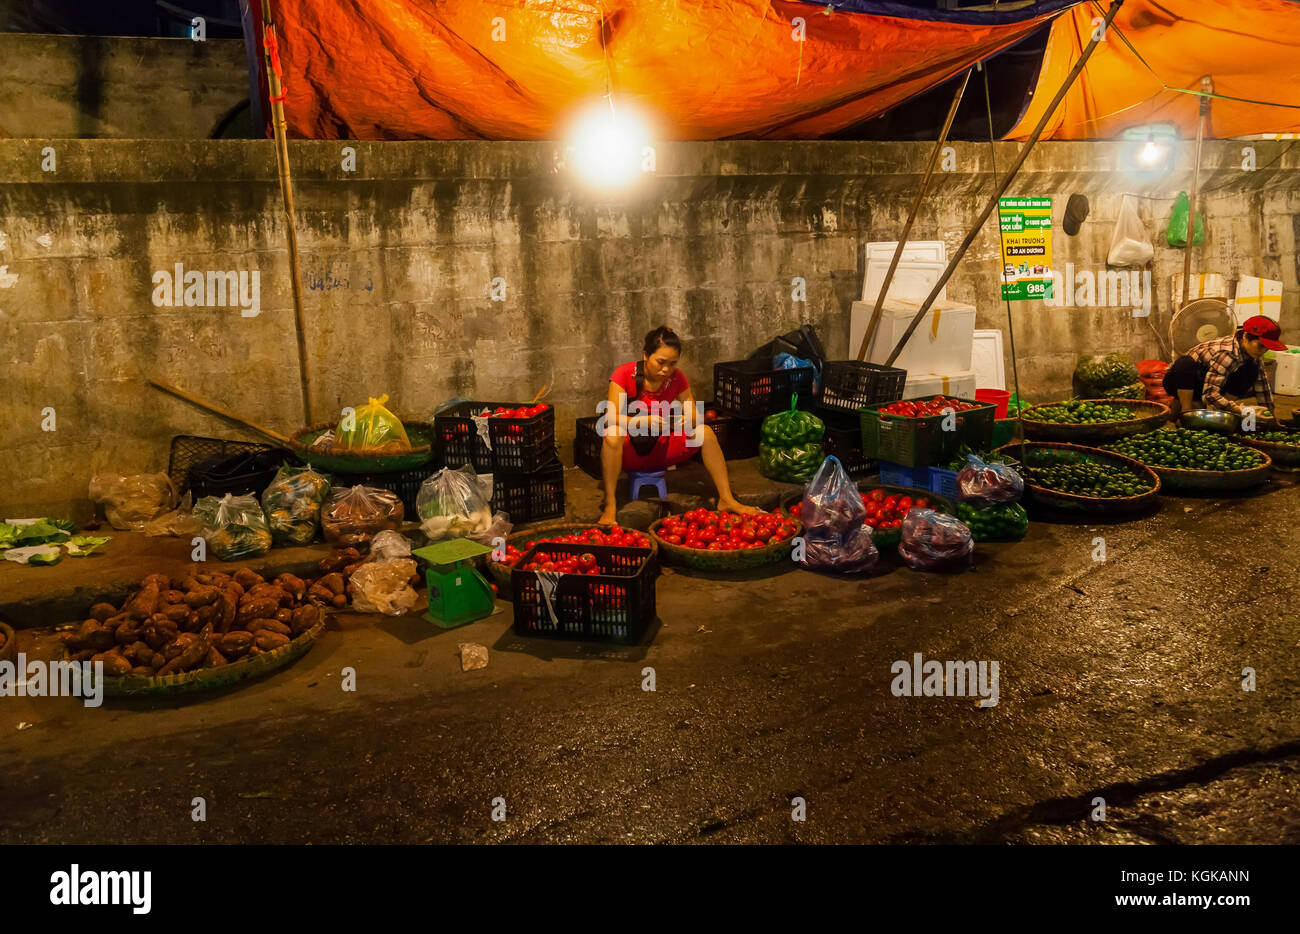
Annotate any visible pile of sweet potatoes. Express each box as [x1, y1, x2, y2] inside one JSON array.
[[63, 566, 334, 678]]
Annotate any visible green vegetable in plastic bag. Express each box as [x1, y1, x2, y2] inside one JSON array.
[[1166, 190, 1205, 248], [760, 395, 825, 446], [195, 493, 273, 561], [1075, 352, 1140, 397], [1096, 381, 1146, 400], [261, 465, 330, 546], [759, 442, 825, 484], [336, 394, 412, 451], [955, 502, 1028, 543]]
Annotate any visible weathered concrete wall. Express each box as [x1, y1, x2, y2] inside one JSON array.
[[0, 35, 247, 139], [1, 138, 1298, 516]]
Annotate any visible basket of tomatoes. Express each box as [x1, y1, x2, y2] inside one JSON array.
[[859, 396, 996, 468], [782, 483, 955, 554], [648, 509, 802, 570], [436, 401, 555, 473], [488, 523, 657, 594], [511, 542, 659, 644]]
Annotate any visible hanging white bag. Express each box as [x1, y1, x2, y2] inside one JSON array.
[[1106, 195, 1154, 267]]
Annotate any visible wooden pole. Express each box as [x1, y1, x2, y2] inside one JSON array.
[[883, 0, 1127, 368], [857, 69, 971, 363], [259, 0, 313, 424], [1179, 76, 1212, 314], [149, 378, 293, 445]]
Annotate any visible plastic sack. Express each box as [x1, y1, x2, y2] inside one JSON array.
[[955, 502, 1028, 543], [335, 394, 412, 451], [956, 455, 1024, 507], [89, 473, 177, 530], [368, 529, 413, 561], [1074, 352, 1140, 398], [1107, 195, 1154, 267], [261, 465, 330, 546], [142, 491, 204, 537], [799, 456, 878, 573], [1166, 190, 1205, 248], [898, 508, 973, 571], [760, 395, 824, 446], [194, 493, 272, 561], [348, 557, 420, 615], [321, 485, 404, 549], [773, 352, 820, 391], [758, 442, 825, 484], [416, 465, 511, 543]]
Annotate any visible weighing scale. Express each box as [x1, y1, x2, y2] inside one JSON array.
[[411, 539, 497, 628]]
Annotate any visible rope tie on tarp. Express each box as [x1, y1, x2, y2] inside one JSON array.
[[264, 27, 288, 103]]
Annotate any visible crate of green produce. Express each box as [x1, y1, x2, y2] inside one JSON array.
[[1235, 429, 1300, 471], [859, 396, 996, 469], [997, 441, 1162, 515], [1018, 399, 1168, 445], [1103, 428, 1271, 493]]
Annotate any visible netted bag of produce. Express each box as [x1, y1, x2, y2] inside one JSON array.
[[336, 394, 412, 452], [321, 484, 404, 549], [956, 455, 1024, 507], [799, 456, 878, 573], [759, 395, 826, 483], [955, 501, 1028, 543], [416, 465, 511, 544], [898, 508, 973, 571], [89, 473, 177, 530], [1074, 352, 1140, 398], [261, 465, 330, 546], [194, 493, 273, 561]]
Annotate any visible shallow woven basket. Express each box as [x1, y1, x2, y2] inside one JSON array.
[[486, 521, 659, 591], [93, 621, 325, 698], [290, 420, 437, 473], [996, 441, 1161, 515], [647, 517, 803, 571], [1018, 399, 1169, 445], [1142, 455, 1272, 493], [1235, 434, 1300, 472]]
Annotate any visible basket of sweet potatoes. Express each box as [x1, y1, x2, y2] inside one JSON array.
[[58, 557, 360, 697]]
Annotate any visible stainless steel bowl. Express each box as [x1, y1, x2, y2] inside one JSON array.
[[1180, 408, 1241, 434]]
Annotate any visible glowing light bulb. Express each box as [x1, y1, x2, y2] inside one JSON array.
[[565, 100, 653, 191], [1137, 138, 1165, 167]]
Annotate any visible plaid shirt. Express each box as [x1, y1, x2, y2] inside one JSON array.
[[1186, 334, 1274, 411]]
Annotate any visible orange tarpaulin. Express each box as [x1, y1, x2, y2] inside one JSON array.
[[1007, 0, 1300, 140], [251, 0, 1080, 140]]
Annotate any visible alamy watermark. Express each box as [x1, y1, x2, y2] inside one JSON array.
[[890, 652, 999, 707], [0, 654, 103, 707], [1042, 263, 1152, 317], [151, 263, 261, 317], [596, 394, 705, 448]]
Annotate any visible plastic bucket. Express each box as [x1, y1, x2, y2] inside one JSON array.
[[974, 389, 1011, 419]]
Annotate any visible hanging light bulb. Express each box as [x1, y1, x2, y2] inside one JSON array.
[[564, 98, 654, 191], [1137, 135, 1165, 167]]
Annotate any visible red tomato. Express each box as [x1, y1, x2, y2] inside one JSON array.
[[870, 489, 886, 502]]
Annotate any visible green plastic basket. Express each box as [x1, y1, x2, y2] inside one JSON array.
[[859, 398, 996, 469]]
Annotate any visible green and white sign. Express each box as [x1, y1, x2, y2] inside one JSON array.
[[998, 196, 1053, 301]]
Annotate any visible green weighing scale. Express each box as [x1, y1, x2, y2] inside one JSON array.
[[411, 538, 497, 628]]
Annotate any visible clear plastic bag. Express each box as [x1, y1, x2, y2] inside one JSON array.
[[194, 493, 273, 561], [1106, 195, 1153, 267], [321, 485, 404, 549], [261, 465, 330, 546], [898, 508, 973, 571], [89, 473, 177, 530], [956, 455, 1024, 507], [800, 456, 878, 573], [368, 529, 413, 561], [348, 558, 420, 615], [336, 394, 411, 451], [416, 465, 511, 543], [142, 491, 204, 537]]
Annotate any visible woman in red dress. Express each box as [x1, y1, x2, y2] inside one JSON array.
[[599, 326, 759, 525]]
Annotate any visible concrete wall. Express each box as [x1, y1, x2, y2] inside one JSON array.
[[0, 34, 248, 139], [1, 138, 1298, 516]]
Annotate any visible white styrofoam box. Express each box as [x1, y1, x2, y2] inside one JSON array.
[[970, 329, 1006, 390], [903, 369, 976, 400], [850, 297, 976, 375], [861, 259, 947, 305], [1233, 276, 1282, 324], [1169, 272, 1227, 307], [1275, 351, 1300, 396], [865, 240, 946, 265]]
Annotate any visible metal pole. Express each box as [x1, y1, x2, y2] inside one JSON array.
[[883, 0, 1127, 368], [856, 68, 972, 362], [1179, 76, 1212, 314], [259, 0, 313, 424]]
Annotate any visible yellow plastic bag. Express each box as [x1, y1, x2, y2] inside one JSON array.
[[337, 394, 411, 451]]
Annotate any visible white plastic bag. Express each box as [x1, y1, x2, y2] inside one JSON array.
[[1107, 195, 1154, 267], [348, 558, 420, 615], [416, 465, 511, 544]]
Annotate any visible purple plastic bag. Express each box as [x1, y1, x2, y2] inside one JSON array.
[[898, 508, 973, 571], [800, 456, 878, 573], [956, 455, 1024, 507]]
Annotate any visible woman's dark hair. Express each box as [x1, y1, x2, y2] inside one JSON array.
[[643, 325, 682, 357]]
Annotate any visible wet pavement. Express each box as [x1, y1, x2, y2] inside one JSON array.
[[1, 461, 1297, 844]]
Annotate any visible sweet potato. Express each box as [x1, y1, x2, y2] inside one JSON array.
[[183, 586, 220, 608], [215, 591, 238, 633], [289, 605, 320, 636], [332, 593, 348, 608], [163, 633, 198, 660], [306, 582, 333, 606], [142, 618, 178, 651], [162, 589, 186, 605], [161, 604, 190, 623], [142, 573, 171, 592], [247, 646, 264, 657], [225, 580, 245, 599], [194, 604, 219, 628], [253, 631, 290, 652], [237, 597, 279, 623], [203, 647, 228, 669], [233, 568, 264, 590], [129, 666, 153, 676], [102, 614, 130, 633], [276, 573, 306, 599], [123, 641, 154, 666], [113, 621, 143, 646], [194, 573, 214, 586], [70, 649, 96, 662], [91, 650, 132, 677], [150, 651, 166, 669], [209, 572, 232, 586], [217, 631, 253, 657], [81, 621, 116, 652], [122, 581, 160, 620], [88, 603, 118, 622], [178, 576, 203, 592], [245, 618, 291, 637], [319, 572, 345, 596], [274, 607, 293, 623], [158, 626, 211, 675]]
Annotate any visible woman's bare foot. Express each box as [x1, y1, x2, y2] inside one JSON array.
[[598, 507, 619, 525], [717, 497, 761, 516]]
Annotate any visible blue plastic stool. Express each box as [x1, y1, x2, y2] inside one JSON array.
[[628, 469, 668, 500]]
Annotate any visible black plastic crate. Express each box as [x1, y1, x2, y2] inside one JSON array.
[[816, 407, 874, 477], [706, 406, 761, 459], [437, 401, 555, 473], [818, 360, 908, 414], [574, 415, 602, 478], [168, 435, 284, 497], [511, 542, 658, 644], [713, 359, 816, 418], [493, 458, 566, 524]]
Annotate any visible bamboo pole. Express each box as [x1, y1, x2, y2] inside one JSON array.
[[1179, 76, 1212, 314], [259, 0, 313, 424], [883, 0, 1127, 368], [856, 68, 971, 362], [149, 378, 293, 445]]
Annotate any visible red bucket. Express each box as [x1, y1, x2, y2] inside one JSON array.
[[975, 389, 1011, 419]]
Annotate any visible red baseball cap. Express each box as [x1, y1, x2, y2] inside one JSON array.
[[1241, 315, 1287, 351]]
